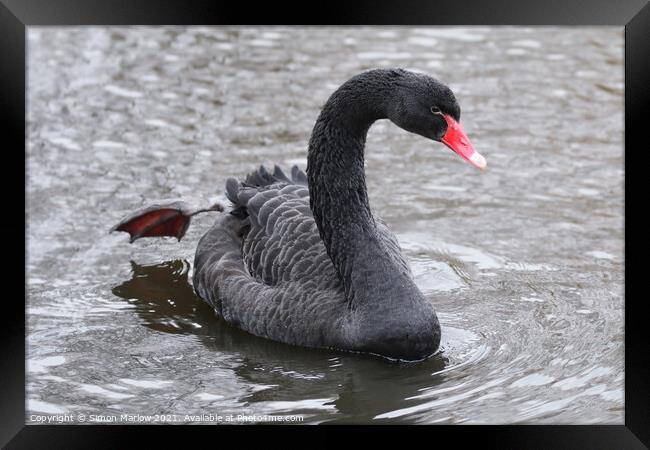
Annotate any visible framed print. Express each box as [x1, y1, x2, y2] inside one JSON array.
[[3, 0, 648, 447]]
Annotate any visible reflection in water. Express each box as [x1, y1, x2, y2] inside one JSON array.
[[111, 259, 448, 423], [112, 260, 217, 335]]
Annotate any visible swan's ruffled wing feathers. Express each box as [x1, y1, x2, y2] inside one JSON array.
[[217, 164, 408, 290], [199, 163, 341, 293], [243, 192, 339, 286], [193, 165, 346, 347], [227, 164, 338, 287]]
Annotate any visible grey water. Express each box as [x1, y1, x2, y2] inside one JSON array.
[[26, 26, 623, 424]]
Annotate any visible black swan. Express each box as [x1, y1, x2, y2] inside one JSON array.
[[112, 68, 485, 361]]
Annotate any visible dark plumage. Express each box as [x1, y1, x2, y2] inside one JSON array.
[[191, 68, 477, 361]]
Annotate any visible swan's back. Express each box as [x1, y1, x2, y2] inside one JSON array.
[[192, 165, 347, 348], [226, 165, 341, 288]]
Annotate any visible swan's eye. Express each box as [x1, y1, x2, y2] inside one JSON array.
[[430, 106, 442, 115]]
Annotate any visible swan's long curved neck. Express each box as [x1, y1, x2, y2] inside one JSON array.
[[307, 70, 398, 300]]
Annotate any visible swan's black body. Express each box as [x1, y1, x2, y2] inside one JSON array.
[[112, 69, 480, 361], [191, 69, 469, 361]]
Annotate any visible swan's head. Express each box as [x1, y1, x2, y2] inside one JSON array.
[[387, 70, 486, 170]]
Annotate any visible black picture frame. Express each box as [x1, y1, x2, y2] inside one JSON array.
[[3, 0, 648, 447]]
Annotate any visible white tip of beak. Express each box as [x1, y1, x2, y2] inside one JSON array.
[[469, 151, 487, 170]]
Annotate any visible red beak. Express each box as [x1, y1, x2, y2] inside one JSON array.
[[440, 114, 486, 170]]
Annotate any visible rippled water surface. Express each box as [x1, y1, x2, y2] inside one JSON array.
[[27, 27, 624, 424]]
